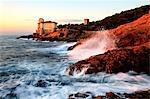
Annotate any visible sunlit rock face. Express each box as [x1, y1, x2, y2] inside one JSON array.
[[110, 14, 150, 48]]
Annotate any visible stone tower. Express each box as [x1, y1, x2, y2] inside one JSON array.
[[36, 18, 44, 35], [84, 19, 89, 25]]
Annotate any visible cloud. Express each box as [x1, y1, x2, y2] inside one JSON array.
[[55, 19, 82, 23]]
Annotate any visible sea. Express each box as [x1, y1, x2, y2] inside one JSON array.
[[0, 35, 150, 99]]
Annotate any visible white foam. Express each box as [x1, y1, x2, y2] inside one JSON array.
[[72, 64, 90, 77], [1, 38, 150, 99], [2, 72, 146, 99], [26, 42, 76, 54], [68, 30, 117, 61], [51, 42, 76, 53], [19, 38, 33, 41]]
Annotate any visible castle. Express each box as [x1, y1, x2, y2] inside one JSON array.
[[36, 18, 89, 35], [36, 18, 57, 35]]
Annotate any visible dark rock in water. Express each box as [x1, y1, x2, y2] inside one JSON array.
[[106, 92, 118, 98], [69, 90, 150, 99], [68, 92, 93, 99], [95, 90, 150, 99], [34, 80, 48, 87], [5, 93, 18, 99], [66, 45, 150, 75], [67, 41, 82, 50], [16, 35, 33, 39], [123, 90, 150, 98]]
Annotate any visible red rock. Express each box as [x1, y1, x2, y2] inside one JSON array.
[[110, 14, 150, 48], [106, 92, 118, 98], [96, 90, 150, 99], [94, 96, 103, 99], [70, 90, 150, 99], [66, 14, 150, 75], [66, 45, 150, 75]]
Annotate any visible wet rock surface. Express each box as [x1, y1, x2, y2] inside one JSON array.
[[66, 45, 150, 75], [67, 41, 82, 50], [95, 90, 150, 99], [68, 90, 150, 99], [16, 35, 33, 39], [68, 92, 93, 99]]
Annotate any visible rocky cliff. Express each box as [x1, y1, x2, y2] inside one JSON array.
[[66, 14, 150, 75], [58, 5, 150, 42]]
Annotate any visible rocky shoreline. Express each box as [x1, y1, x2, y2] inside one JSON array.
[[16, 5, 150, 99], [67, 11, 150, 99], [16, 13, 150, 98], [67, 45, 150, 75], [66, 13, 150, 75], [68, 89, 150, 99]]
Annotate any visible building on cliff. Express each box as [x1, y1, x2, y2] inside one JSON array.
[[36, 18, 57, 35], [84, 19, 89, 25]]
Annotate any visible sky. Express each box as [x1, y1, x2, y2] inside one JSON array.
[[0, 0, 149, 35]]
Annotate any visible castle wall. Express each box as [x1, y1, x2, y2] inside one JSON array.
[[36, 18, 57, 34]]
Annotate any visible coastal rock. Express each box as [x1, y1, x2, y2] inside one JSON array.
[[68, 90, 150, 99], [66, 14, 150, 75], [67, 41, 82, 50], [16, 35, 33, 39], [67, 14, 150, 51], [68, 92, 93, 99], [66, 45, 150, 75], [110, 14, 150, 48], [95, 90, 150, 99]]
